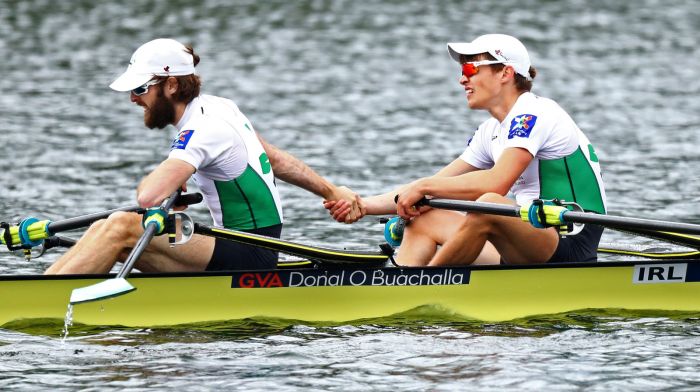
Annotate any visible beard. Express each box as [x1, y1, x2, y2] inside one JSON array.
[[144, 87, 176, 129]]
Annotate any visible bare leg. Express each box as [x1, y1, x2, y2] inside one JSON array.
[[429, 193, 559, 266], [45, 212, 143, 274], [472, 241, 500, 265], [45, 212, 214, 274], [135, 232, 214, 272], [395, 209, 500, 266]]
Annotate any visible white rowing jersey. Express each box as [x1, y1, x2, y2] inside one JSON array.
[[460, 92, 607, 214], [169, 94, 283, 230]]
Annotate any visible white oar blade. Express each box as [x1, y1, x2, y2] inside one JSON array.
[[69, 278, 135, 305]]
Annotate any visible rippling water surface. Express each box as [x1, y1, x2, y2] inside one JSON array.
[[2, 0, 700, 389]]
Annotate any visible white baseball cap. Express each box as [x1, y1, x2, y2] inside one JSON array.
[[109, 38, 196, 91], [447, 34, 532, 80]]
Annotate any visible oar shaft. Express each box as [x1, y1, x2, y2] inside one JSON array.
[[116, 220, 160, 279], [423, 199, 520, 217], [116, 191, 180, 279], [48, 206, 143, 234], [425, 198, 700, 236], [563, 211, 700, 235]]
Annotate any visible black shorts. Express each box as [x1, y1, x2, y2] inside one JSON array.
[[547, 224, 604, 263], [205, 224, 283, 271]]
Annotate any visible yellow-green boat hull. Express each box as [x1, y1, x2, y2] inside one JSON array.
[[2, 260, 699, 327]]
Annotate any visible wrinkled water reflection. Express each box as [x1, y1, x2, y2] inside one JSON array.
[[2, 0, 700, 390]]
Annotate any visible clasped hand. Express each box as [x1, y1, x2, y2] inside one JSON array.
[[323, 186, 366, 224]]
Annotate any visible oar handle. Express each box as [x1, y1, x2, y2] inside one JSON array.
[[419, 198, 521, 217], [116, 191, 181, 279], [47, 206, 142, 234], [47, 192, 203, 234]]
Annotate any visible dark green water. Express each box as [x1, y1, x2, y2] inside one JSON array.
[[2, 0, 700, 389]]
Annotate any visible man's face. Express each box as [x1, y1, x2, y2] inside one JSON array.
[[458, 54, 509, 110], [131, 81, 175, 129], [459, 64, 505, 110]]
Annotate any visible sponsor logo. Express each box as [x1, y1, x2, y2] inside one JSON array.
[[633, 263, 687, 284], [231, 268, 471, 288], [171, 129, 194, 150], [494, 49, 509, 61], [508, 114, 537, 139], [238, 272, 284, 288]]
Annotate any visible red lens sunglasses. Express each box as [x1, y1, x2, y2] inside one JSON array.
[[461, 60, 506, 78]]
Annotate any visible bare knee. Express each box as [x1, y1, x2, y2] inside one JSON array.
[[407, 209, 456, 236], [406, 212, 431, 235], [459, 212, 490, 233], [98, 211, 142, 245], [476, 192, 507, 203], [469, 193, 515, 225], [403, 209, 469, 247], [458, 198, 504, 232]]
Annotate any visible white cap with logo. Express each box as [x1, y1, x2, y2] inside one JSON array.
[[447, 34, 532, 80], [109, 38, 196, 91]]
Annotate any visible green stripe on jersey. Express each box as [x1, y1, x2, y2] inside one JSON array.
[[214, 165, 282, 230], [538, 146, 606, 214]]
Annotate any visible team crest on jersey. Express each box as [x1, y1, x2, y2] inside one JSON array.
[[508, 114, 537, 139], [171, 129, 194, 150]]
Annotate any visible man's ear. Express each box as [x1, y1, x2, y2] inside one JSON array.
[[501, 65, 516, 82], [165, 77, 179, 95]]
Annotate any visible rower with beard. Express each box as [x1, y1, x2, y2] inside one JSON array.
[[45, 38, 363, 274]]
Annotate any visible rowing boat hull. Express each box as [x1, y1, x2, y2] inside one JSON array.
[[2, 260, 699, 327]]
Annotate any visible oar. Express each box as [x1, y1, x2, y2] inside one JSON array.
[[195, 223, 392, 265], [1, 193, 203, 251], [597, 242, 700, 259], [381, 214, 700, 260], [419, 198, 700, 236], [606, 227, 700, 249], [69, 191, 182, 305]]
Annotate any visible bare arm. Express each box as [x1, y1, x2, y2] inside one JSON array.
[[396, 147, 533, 218], [259, 135, 337, 199], [362, 158, 478, 214], [258, 134, 364, 221], [327, 157, 479, 220], [136, 158, 195, 207], [434, 157, 478, 178]]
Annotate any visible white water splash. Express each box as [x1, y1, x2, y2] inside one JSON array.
[[61, 304, 73, 342]]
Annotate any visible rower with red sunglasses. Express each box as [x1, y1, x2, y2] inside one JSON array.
[[326, 34, 606, 266]]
